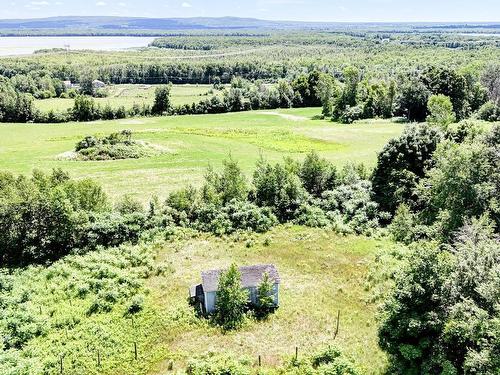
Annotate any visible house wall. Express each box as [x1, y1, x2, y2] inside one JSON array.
[[204, 283, 279, 314]]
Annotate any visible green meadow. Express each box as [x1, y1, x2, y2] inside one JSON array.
[[0, 108, 403, 202], [34, 84, 223, 112]]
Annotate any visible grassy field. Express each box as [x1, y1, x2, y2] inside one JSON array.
[[34, 84, 224, 112], [0, 108, 403, 202], [11, 226, 390, 374], [147, 227, 390, 374]]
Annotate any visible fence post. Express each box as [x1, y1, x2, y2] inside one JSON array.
[[334, 310, 340, 339], [134, 342, 138, 360], [59, 355, 63, 374], [295, 346, 298, 361], [97, 349, 101, 367], [258, 355, 261, 367]]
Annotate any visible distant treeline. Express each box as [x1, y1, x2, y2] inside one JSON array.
[[1, 62, 499, 124]]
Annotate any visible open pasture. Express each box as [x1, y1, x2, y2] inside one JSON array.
[[34, 84, 223, 112], [0, 108, 404, 201]]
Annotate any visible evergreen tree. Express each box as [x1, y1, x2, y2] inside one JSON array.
[[214, 264, 248, 330]]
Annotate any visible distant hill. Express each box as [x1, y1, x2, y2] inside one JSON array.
[[0, 16, 290, 31], [0, 16, 498, 35]]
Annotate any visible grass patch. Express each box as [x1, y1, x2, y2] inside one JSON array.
[[0, 108, 404, 201], [34, 84, 225, 112], [167, 127, 343, 152]]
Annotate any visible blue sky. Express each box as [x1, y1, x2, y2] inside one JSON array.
[[1, 0, 499, 22]]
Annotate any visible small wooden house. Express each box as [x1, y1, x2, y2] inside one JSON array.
[[189, 264, 280, 314]]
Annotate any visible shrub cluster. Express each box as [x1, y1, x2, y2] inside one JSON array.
[[73, 129, 164, 161], [0, 241, 158, 373], [186, 345, 359, 375]]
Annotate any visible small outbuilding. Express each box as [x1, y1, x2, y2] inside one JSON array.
[[92, 79, 106, 89], [190, 264, 280, 314]]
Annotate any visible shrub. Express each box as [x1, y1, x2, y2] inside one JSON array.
[[186, 354, 251, 375], [126, 294, 145, 315], [426, 94, 456, 129], [476, 101, 500, 121], [294, 203, 330, 228], [253, 157, 307, 222], [73, 130, 164, 161], [84, 212, 148, 249], [0, 170, 108, 266], [321, 170, 379, 234], [417, 132, 499, 240], [299, 151, 337, 197], [256, 272, 276, 318], [151, 85, 172, 115], [201, 157, 248, 206], [222, 200, 277, 233], [338, 104, 364, 124]]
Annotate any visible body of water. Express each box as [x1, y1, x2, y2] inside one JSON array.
[[0, 36, 156, 56]]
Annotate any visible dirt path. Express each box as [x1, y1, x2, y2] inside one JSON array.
[[259, 111, 308, 121]]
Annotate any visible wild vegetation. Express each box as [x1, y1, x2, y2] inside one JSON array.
[[1, 24, 499, 375]]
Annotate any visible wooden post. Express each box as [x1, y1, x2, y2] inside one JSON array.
[[295, 346, 298, 361], [258, 355, 261, 367], [134, 342, 138, 360], [39, 306, 42, 315], [97, 349, 101, 367], [334, 310, 340, 339], [59, 355, 63, 374]]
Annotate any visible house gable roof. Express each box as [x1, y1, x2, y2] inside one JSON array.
[[201, 264, 280, 293]]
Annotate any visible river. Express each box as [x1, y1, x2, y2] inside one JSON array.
[[0, 36, 156, 56]]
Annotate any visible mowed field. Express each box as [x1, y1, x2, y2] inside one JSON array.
[[34, 84, 223, 112], [0, 108, 403, 202]]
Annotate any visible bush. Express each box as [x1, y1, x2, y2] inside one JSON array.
[[253, 157, 307, 222], [321, 166, 379, 234], [73, 130, 164, 161], [294, 203, 330, 228], [126, 294, 145, 315], [151, 85, 172, 115], [83, 212, 148, 249], [417, 129, 499, 240], [426, 94, 456, 129], [186, 354, 251, 375], [338, 104, 364, 124], [476, 101, 500, 121], [0, 170, 109, 266], [299, 151, 337, 197]]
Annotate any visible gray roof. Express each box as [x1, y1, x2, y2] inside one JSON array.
[[201, 264, 280, 293]]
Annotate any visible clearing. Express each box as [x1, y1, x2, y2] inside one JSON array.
[[0, 108, 403, 201]]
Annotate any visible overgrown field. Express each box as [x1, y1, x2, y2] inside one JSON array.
[[0, 108, 403, 201], [0, 226, 392, 375]]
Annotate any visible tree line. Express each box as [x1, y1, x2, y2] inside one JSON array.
[[1, 64, 499, 124]]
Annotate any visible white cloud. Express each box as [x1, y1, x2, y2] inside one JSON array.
[[181, 2, 192, 8], [96, 1, 106, 6], [118, 2, 127, 6]]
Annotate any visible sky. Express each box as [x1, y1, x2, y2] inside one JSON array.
[[1, 0, 499, 22]]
